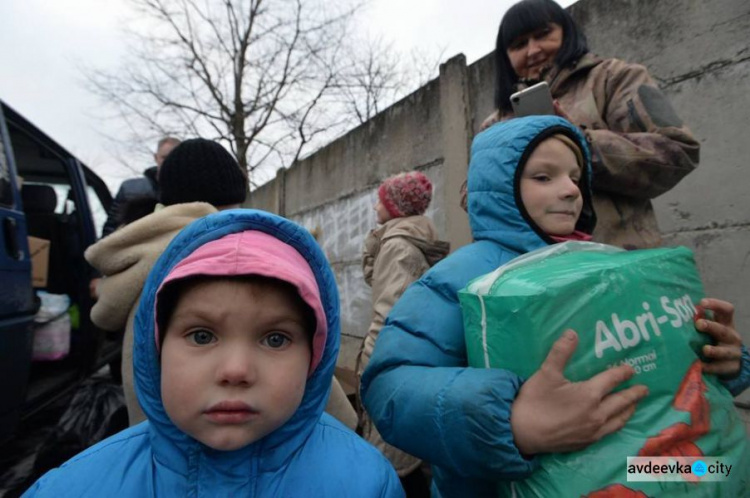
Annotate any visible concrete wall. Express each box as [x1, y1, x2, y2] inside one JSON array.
[[248, 0, 750, 395], [248, 65, 471, 381]]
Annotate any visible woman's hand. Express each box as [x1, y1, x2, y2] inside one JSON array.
[[510, 329, 649, 456], [482, 100, 576, 133], [696, 298, 743, 377]]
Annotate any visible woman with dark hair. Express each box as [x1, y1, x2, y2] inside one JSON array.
[[477, 0, 700, 250]]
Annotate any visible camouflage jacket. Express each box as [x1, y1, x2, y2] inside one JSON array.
[[468, 53, 700, 249]]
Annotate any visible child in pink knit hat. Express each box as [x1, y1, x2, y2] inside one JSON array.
[[359, 171, 450, 493]]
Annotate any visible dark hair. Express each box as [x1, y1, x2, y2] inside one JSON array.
[[156, 275, 316, 351], [494, 0, 589, 112]]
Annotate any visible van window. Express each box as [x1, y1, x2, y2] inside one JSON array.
[[87, 185, 107, 237], [24, 183, 76, 214]]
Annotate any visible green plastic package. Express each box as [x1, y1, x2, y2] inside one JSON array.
[[459, 242, 749, 497]]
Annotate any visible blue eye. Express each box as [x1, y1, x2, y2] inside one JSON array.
[[188, 329, 216, 345], [263, 333, 290, 349]]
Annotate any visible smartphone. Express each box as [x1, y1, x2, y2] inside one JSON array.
[[510, 81, 555, 117]]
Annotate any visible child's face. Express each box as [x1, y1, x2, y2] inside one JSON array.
[[374, 200, 392, 224], [160, 279, 311, 451], [520, 137, 583, 236]]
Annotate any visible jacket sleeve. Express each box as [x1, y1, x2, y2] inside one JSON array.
[[720, 345, 750, 397], [361, 270, 538, 480], [585, 60, 700, 199], [362, 232, 376, 287], [21, 467, 60, 498], [363, 238, 429, 362]]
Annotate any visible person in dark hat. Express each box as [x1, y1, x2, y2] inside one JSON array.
[[158, 138, 248, 208], [114, 139, 248, 226]]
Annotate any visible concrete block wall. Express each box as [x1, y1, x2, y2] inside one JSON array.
[[248, 0, 750, 395]]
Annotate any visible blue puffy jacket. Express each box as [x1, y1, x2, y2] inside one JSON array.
[[25, 210, 403, 497], [361, 116, 599, 498]]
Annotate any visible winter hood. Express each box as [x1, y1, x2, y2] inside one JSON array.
[[466, 115, 596, 254], [362, 215, 449, 287], [132, 209, 340, 473]]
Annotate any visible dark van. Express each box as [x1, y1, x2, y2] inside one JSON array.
[[0, 100, 120, 443]]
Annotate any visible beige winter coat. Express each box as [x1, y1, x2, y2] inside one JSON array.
[[86, 203, 357, 430], [86, 203, 218, 425], [358, 215, 449, 475], [470, 54, 700, 249]]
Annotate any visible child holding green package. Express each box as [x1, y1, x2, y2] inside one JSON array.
[[361, 115, 750, 497]]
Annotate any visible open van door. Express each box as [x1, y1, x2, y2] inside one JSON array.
[[0, 104, 37, 442], [0, 100, 117, 444]]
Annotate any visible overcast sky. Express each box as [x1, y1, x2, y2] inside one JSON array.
[[0, 0, 574, 192]]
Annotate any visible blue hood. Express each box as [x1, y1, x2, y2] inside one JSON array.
[[133, 209, 340, 472], [467, 115, 596, 254]]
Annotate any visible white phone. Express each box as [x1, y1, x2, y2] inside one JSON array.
[[510, 81, 555, 117]]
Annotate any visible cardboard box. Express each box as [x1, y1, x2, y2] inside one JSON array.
[[28, 236, 50, 288]]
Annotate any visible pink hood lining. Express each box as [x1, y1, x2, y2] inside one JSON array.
[[550, 230, 593, 243], [153, 230, 328, 376]]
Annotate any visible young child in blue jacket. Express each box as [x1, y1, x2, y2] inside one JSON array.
[[24, 210, 403, 497], [361, 115, 750, 498]]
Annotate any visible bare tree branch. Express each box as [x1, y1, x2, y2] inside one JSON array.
[[83, 0, 445, 187]]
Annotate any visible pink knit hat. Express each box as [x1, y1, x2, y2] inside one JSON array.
[[154, 231, 327, 376], [377, 171, 432, 218]]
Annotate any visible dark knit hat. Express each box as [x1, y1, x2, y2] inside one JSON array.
[[377, 171, 432, 218], [159, 138, 247, 207]]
